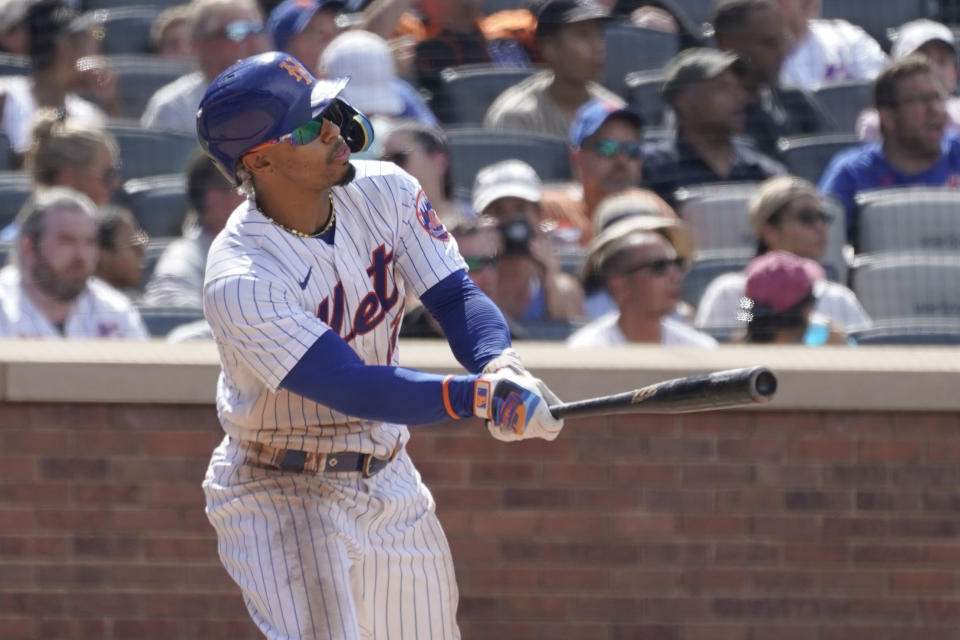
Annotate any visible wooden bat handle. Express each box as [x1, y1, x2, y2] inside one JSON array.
[[548, 366, 777, 419]]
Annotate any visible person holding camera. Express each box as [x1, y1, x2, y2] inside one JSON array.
[[472, 159, 585, 325]]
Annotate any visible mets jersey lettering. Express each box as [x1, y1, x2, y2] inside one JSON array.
[[316, 244, 399, 341]]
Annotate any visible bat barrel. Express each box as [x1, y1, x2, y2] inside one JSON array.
[[549, 366, 777, 419]]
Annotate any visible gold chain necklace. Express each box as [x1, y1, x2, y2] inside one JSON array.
[[267, 192, 336, 238]]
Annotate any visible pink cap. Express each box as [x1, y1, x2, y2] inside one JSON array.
[[744, 251, 825, 313]]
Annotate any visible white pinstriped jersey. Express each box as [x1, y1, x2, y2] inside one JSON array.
[[0, 265, 148, 339], [203, 160, 466, 456]]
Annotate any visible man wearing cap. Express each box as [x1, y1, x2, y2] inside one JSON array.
[[819, 55, 960, 240], [857, 19, 960, 141], [695, 175, 870, 339], [473, 159, 585, 323], [541, 98, 648, 246], [141, 0, 267, 135], [712, 0, 833, 160], [268, 0, 343, 75], [484, 0, 621, 139], [738, 250, 847, 344], [567, 214, 716, 347], [642, 47, 786, 206]]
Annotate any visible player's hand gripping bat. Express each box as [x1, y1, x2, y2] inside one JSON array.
[[548, 366, 777, 419]]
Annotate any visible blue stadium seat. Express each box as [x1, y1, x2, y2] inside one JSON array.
[[446, 128, 571, 195], [119, 173, 189, 238], [672, 0, 717, 31], [603, 24, 678, 99], [105, 119, 199, 182], [0, 53, 29, 76], [849, 320, 960, 345], [438, 64, 534, 126], [136, 305, 205, 337], [109, 55, 195, 119], [778, 133, 862, 184], [682, 249, 752, 309], [820, 0, 934, 50], [855, 187, 960, 256], [625, 70, 666, 126], [813, 80, 873, 134]]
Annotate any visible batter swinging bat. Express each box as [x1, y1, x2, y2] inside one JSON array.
[[548, 366, 777, 419]]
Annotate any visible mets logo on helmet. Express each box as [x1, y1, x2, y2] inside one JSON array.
[[415, 190, 449, 241]]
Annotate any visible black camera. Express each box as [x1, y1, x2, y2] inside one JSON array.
[[498, 218, 533, 257]]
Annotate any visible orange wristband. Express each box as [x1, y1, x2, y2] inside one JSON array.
[[441, 375, 460, 420]]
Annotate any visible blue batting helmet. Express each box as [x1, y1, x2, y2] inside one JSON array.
[[196, 51, 373, 185]]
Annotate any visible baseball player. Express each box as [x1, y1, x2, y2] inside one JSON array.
[[196, 52, 565, 640]]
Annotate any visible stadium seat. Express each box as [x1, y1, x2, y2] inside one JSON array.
[[0, 240, 10, 267], [0, 132, 13, 171], [96, 6, 163, 55], [671, 0, 716, 31], [437, 64, 534, 126], [820, 0, 935, 50], [109, 55, 195, 119], [682, 249, 752, 309], [851, 253, 960, 321], [855, 187, 960, 255], [0, 53, 29, 76], [118, 173, 189, 238], [139, 237, 173, 291], [0, 171, 33, 230], [446, 128, 571, 195], [813, 80, 873, 134], [625, 70, 666, 126], [105, 119, 199, 182], [136, 305, 205, 338], [82, 0, 183, 9], [849, 320, 960, 345], [778, 133, 862, 184], [603, 24, 678, 99]]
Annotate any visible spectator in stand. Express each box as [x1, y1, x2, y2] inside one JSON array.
[[819, 55, 960, 240], [712, 0, 833, 160], [643, 48, 786, 205], [268, 0, 342, 75], [0, 0, 108, 162], [143, 151, 241, 309], [472, 159, 585, 324], [737, 250, 847, 345], [484, 0, 622, 139], [0, 0, 31, 54], [0, 187, 148, 339], [695, 175, 871, 336], [541, 99, 646, 246], [141, 0, 267, 135], [0, 109, 121, 241], [95, 205, 148, 297], [380, 120, 471, 227], [149, 4, 195, 59], [775, 0, 887, 90], [857, 19, 960, 142], [568, 214, 716, 347]]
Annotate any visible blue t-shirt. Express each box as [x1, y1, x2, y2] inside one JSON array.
[[819, 133, 960, 237]]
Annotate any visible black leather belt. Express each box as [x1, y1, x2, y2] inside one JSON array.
[[278, 449, 391, 477]]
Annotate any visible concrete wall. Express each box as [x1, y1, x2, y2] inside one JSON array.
[[0, 341, 958, 640]]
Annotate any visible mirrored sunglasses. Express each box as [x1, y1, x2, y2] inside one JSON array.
[[464, 255, 499, 271], [245, 102, 349, 153], [589, 139, 643, 159], [220, 20, 264, 42]]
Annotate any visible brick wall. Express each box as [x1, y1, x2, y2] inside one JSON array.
[[2, 401, 958, 639]]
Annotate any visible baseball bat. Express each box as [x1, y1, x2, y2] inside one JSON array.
[[548, 366, 777, 418]]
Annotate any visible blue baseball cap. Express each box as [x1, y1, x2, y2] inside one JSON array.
[[268, 0, 344, 51], [569, 99, 644, 148], [197, 51, 372, 185]]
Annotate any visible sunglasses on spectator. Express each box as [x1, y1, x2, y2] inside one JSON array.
[[245, 102, 350, 153], [464, 255, 499, 271], [217, 20, 264, 42], [587, 139, 643, 159], [380, 150, 410, 167], [615, 256, 685, 276], [778, 208, 834, 227]]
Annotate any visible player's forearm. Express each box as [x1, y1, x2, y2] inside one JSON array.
[[281, 332, 477, 424]]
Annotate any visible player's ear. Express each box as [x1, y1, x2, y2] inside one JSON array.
[[241, 150, 272, 177]]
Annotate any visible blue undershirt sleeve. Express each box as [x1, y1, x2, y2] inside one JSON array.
[[280, 332, 477, 424], [419, 269, 511, 374]]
